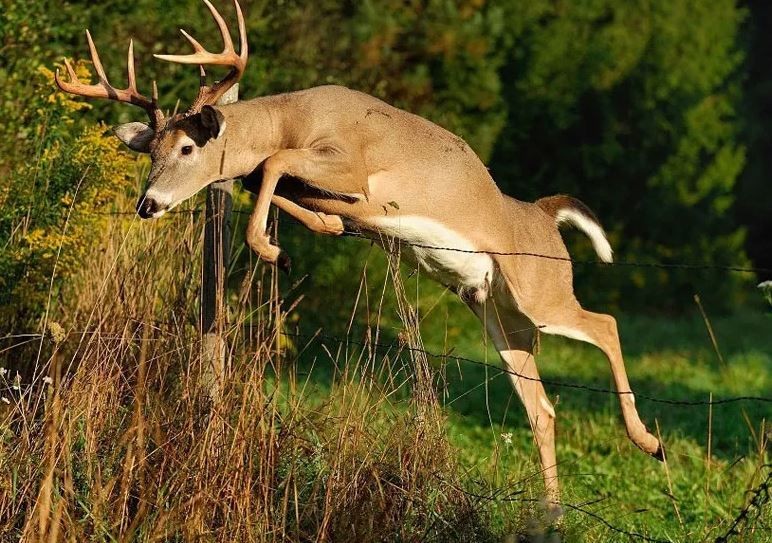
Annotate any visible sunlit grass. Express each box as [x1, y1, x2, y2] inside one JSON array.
[[417, 296, 771, 542], [0, 196, 769, 542]]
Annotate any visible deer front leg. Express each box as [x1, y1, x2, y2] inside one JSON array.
[[243, 167, 345, 235], [245, 162, 284, 265], [245, 147, 365, 267]]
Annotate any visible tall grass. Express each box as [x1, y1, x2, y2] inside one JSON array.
[[0, 204, 502, 542], [1, 195, 769, 542]]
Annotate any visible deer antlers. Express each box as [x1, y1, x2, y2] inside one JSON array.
[[55, 0, 247, 125], [55, 31, 165, 127], [155, 0, 247, 113]]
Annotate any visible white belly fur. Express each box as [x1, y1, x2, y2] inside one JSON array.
[[369, 215, 494, 300]]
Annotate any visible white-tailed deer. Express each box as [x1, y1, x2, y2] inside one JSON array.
[[56, 0, 663, 515]]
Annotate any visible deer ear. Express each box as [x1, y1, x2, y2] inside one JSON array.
[[201, 105, 226, 140], [114, 122, 154, 153]]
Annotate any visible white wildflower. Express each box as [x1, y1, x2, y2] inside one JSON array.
[[0, 367, 6, 377], [42, 376, 53, 385], [501, 432, 513, 445], [1, 397, 9, 405]]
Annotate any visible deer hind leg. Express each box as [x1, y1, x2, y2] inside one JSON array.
[[536, 305, 663, 460], [270, 194, 345, 236], [467, 298, 562, 516]]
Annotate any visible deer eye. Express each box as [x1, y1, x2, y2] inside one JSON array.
[[181, 145, 193, 156]]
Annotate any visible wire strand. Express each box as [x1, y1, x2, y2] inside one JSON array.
[[92, 209, 772, 275], [280, 329, 772, 407]]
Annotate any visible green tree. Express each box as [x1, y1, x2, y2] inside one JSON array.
[[490, 0, 750, 312]]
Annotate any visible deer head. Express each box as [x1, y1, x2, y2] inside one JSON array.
[[55, 0, 247, 218]]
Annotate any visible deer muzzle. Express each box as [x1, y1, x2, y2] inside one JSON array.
[[136, 192, 168, 219]]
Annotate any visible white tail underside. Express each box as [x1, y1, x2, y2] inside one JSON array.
[[555, 209, 614, 263]]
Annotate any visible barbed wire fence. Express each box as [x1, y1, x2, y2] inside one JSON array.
[[4, 318, 769, 542], [5, 206, 772, 541], [714, 464, 771, 543], [95, 207, 772, 275], [5, 322, 771, 407], [278, 329, 772, 407]]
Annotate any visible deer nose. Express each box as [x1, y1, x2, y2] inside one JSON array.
[[137, 196, 162, 219]]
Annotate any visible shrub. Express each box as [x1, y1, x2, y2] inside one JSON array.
[[0, 66, 139, 326]]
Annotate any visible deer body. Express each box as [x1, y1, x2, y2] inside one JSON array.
[[230, 86, 568, 304], [56, 0, 664, 518]]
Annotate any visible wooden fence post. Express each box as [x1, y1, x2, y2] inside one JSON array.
[[201, 83, 238, 399]]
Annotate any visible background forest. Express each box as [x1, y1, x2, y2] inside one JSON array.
[[2, 0, 771, 324], [0, 1, 770, 542]]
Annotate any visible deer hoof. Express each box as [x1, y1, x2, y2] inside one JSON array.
[[341, 217, 361, 237], [653, 441, 666, 462], [277, 250, 292, 275]]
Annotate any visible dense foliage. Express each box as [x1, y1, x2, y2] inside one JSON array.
[[1, 0, 767, 324], [491, 0, 751, 311], [0, 4, 139, 325]]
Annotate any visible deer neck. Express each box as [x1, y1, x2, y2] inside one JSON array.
[[216, 98, 290, 179]]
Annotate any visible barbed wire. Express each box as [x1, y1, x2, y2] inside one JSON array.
[[5, 320, 769, 407], [714, 464, 771, 542], [559, 501, 671, 543], [280, 329, 772, 406], [92, 209, 772, 275], [342, 230, 772, 275], [433, 472, 672, 543]]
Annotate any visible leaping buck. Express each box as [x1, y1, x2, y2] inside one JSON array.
[[56, 0, 664, 515]]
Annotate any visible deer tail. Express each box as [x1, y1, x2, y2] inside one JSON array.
[[536, 194, 613, 263]]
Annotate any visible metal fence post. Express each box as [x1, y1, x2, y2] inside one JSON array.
[[201, 83, 238, 399]]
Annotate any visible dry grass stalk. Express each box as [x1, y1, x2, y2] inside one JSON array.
[[0, 204, 492, 542]]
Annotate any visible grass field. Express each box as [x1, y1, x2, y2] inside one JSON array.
[[293, 293, 772, 542], [424, 309, 771, 541], [1, 207, 770, 542]]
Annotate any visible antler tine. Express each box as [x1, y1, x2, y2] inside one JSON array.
[[127, 39, 138, 93], [62, 58, 79, 82], [235, 0, 247, 65], [126, 41, 163, 126], [154, 0, 247, 113], [55, 31, 164, 127], [203, 0, 234, 53], [85, 30, 109, 83], [179, 29, 206, 54]]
